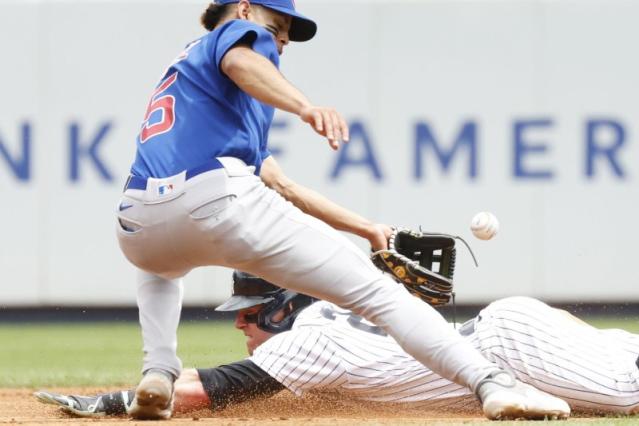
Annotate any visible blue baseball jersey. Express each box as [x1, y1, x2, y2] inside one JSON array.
[[131, 20, 279, 178]]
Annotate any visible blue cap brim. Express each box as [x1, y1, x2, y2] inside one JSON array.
[[262, 4, 317, 42]]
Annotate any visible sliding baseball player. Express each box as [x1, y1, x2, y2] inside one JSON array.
[[36, 273, 639, 417]]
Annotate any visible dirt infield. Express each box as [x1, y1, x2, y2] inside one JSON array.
[[1, 388, 486, 425]]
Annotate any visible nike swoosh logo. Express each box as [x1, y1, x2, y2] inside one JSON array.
[[119, 203, 133, 211]]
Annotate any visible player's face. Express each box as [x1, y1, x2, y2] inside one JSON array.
[[249, 6, 292, 55], [235, 304, 283, 355]]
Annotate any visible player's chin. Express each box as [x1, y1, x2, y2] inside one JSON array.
[[246, 340, 257, 355]]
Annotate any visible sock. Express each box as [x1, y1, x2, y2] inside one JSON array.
[[147, 367, 177, 382]]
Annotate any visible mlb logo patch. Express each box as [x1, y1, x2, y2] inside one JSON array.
[[158, 184, 174, 196]]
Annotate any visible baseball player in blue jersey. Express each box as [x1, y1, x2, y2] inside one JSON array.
[[35, 273, 639, 418], [114, 0, 568, 420]]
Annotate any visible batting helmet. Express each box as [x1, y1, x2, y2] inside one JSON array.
[[216, 271, 316, 333]]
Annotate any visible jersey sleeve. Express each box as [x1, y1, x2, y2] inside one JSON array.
[[197, 359, 284, 410], [214, 20, 280, 71], [249, 328, 347, 396]]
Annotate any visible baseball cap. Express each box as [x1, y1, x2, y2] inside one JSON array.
[[216, 271, 283, 311], [216, 0, 317, 42]]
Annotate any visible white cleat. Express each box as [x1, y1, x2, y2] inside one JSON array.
[[128, 370, 174, 420], [477, 371, 570, 420]]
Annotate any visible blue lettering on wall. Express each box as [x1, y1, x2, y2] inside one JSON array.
[[268, 119, 287, 157], [513, 119, 554, 180], [586, 119, 625, 178], [414, 121, 477, 180], [1, 117, 634, 185], [331, 121, 382, 181], [69, 122, 114, 182], [0, 123, 31, 181]]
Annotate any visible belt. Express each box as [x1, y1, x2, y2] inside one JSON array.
[[124, 158, 225, 191]]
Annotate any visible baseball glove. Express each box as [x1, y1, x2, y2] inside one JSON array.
[[371, 228, 477, 306]]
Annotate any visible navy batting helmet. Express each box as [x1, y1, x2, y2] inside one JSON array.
[[216, 271, 315, 333]]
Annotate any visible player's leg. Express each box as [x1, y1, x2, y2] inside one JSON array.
[[186, 177, 569, 419], [597, 327, 639, 363], [471, 296, 639, 414], [117, 165, 569, 419], [115, 166, 251, 420], [190, 179, 489, 386], [128, 270, 184, 419], [136, 270, 184, 377]]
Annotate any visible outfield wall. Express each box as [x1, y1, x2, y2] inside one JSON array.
[[1, 0, 637, 306]]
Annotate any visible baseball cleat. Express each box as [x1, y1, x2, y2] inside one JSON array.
[[34, 390, 106, 418], [128, 370, 174, 420], [476, 371, 570, 420]]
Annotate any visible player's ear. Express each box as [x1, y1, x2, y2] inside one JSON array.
[[271, 309, 283, 323], [236, 0, 251, 20]]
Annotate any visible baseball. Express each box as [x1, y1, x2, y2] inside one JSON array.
[[470, 212, 499, 240]]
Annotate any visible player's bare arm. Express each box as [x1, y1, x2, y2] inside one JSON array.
[[216, 1, 348, 148], [221, 47, 349, 149], [172, 369, 211, 413], [260, 156, 392, 250]]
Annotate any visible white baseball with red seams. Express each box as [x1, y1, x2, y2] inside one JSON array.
[[470, 212, 500, 240]]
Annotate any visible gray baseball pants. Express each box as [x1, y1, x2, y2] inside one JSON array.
[[116, 157, 496, 392]]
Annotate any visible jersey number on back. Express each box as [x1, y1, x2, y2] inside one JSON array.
[[140, 72, 178, 143], [321, 306, 387, 337]]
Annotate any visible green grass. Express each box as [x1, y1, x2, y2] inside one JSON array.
[[2, 318, 638, 424], [0, 321, 244, 388], [1, 317, 638, 388], [584, 317, 639, 332]]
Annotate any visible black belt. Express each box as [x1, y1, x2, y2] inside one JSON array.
[[124, 158, 225, 191]]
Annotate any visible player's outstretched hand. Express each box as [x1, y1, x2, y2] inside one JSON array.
[[368, 223, 393, 251], [300, 105, 349, 150]]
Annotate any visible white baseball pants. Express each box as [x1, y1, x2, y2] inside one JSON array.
[[116, 157, 497, 390], [473, 297, 639, 413]]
